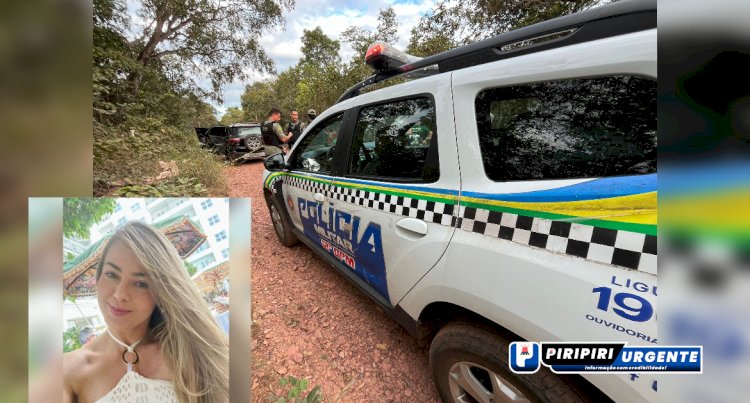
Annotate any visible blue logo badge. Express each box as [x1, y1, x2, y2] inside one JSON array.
[[509, 342, 540, 373]]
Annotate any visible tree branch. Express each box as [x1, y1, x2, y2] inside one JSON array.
[[152, 47, 237, 60]]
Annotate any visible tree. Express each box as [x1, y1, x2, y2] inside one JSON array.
[[123, 0, 295, 100], [294, 64, 348, 117], [187, 95, 219, 128], [299, 27, 341, 69], [340, 7, 400, 85], [93, 0, 230, 197], [63, 198, 117, 239], [241, 81, 276, 122], [220, 106, 246, 125], [341, 7, 399, 59], [289, 27, 347, 115], [408, 0, 606, 56], [273, 67, 303, 116], [406, 1, 458, 57]]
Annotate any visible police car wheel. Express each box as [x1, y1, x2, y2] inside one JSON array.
[[430, 323, 591, 403], [267, 196, 298, 247]]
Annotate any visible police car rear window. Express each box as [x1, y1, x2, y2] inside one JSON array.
[[475, 76, 656, 181]]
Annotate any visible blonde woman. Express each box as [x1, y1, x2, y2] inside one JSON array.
[[63, 222, 229, 402]]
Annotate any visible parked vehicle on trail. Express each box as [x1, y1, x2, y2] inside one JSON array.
[[195, 123, 266, 161]]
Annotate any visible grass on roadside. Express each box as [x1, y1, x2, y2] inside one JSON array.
[[93, 119, 228, 196], [269, 376, 322, 403]]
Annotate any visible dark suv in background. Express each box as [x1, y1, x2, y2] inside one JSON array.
[[195, 123, 265, 160]]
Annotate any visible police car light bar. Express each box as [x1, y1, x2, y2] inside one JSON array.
[[365, 41, 422, 73]]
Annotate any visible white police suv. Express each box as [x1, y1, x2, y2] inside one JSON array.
[[263, 0, 657, 401]]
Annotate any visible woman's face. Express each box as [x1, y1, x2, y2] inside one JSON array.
[[97, 241, 156, 333]]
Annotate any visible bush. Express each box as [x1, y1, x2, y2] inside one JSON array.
[[94, 116, 227, 196], [63, 327, 82, 353]]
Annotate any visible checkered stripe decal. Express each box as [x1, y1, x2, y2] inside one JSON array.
[[282, 174, 656, 273], [332, 187, 459, 226], [284, 175, 458, 226], [284, 175, 333, 197], [266, 175, 281, 189], [458, 206, 657, 274]]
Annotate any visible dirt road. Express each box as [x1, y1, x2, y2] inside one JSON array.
[[228, 161, 440, 402]]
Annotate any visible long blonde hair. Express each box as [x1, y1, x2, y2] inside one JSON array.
[[97, 221, 229, 402]]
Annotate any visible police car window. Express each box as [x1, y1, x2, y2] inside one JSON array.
[[348, 97, 439, 182], [475, 76, 656, 181], [290, 113, 343, 174]]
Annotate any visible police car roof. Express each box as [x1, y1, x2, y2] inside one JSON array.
[[336, 0, 655, 103]]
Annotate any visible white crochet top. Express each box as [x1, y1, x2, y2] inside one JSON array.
[[95, 370, 177, 402]]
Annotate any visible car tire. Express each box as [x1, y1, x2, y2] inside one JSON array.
[[246, 135, 263, 152], [266, 195, 298, 247], [430, 323, 599, 403]]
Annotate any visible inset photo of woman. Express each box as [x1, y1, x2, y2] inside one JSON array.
[[61, 198, 231, 402]]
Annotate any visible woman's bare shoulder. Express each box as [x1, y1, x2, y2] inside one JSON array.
[[63, 346, 95, 382], [63, 338, 107, 391]]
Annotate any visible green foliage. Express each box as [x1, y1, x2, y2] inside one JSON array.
[[274, 67, 305, 118], [246, 0, 607, 123], [63, 198, 116, 239], [94, 0, 265, 195], [408, 0, 605, 55], [187, 93, 220, 128], [270, 376, 322, 403], [63, 327, 82, 353], [300, 27, 341, 68], [293, 64, 347, 118], [184, 260, 198, 277], [241, 81, 277, 123], [220, 107, 246, 125], [93, 106, 227, 196], [341, 7, 399, 58], [407, 18, 456, 57], [241, 8, 401, 121], [114, 177, 208, 197], [106, 0, 295, 101], [64, 252, 77, 264]]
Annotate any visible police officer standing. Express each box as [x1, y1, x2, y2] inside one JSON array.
[[285, 110, 306, 149], [261, 108, 293, 155], [306, 109, 316, 123]]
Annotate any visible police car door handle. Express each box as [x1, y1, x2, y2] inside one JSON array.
[[314, 193, 325, 202], [396, 218, 428, 236]]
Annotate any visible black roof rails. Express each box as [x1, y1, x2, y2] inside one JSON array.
[[336, 0, 655, 103]]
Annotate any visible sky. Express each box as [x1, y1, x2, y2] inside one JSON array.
[[125, 0, 437, 116], [212, 0, 438, 116]]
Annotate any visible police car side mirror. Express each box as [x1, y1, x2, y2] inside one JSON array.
[[264, 152, 286, 171]]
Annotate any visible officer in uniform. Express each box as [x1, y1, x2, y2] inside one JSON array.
[[306, 109, 317, 123], [261, 108, 293, 155], [285, 110, 306, 148]]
